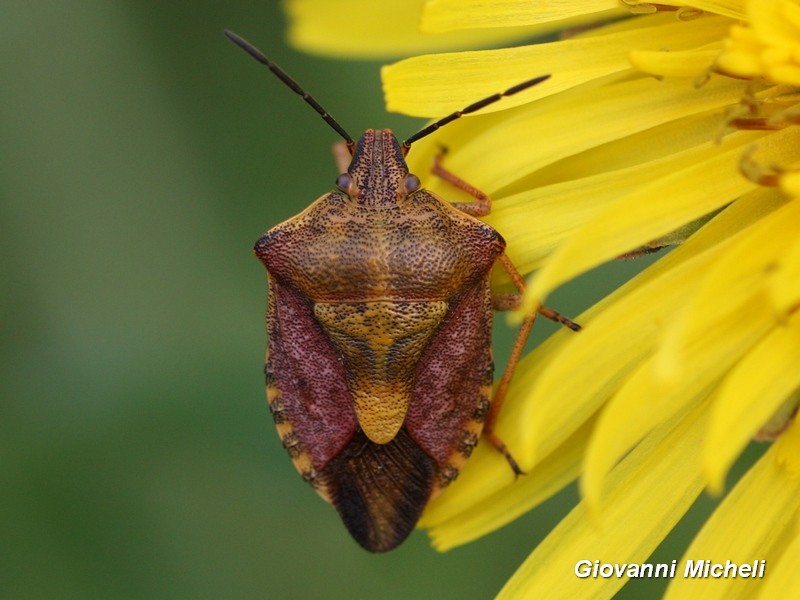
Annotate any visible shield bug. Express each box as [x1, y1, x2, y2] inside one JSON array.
[[226, 30, 580, 553]]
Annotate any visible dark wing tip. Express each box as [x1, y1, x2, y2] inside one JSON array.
[[322, 429, 436, 553]]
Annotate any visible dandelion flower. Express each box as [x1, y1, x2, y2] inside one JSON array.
[[287, 0, 800, 597]]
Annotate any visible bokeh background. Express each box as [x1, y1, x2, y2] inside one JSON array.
[[2, 2, 762, 598]]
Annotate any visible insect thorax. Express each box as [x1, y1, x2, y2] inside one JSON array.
[[255, 188, 505, 303]]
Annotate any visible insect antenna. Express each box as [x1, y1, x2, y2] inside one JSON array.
[[402, 75, 551, 150], [224, 30, 355, 148]]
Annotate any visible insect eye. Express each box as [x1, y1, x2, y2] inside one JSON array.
[[404, 174, 421, 193], [335, 173, 352, 192]]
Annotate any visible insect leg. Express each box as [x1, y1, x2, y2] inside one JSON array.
[[484, 303, 535, 476], [431, 147, 491, 217], [485, 255, 580, 475], [430, 153, 580, 473], [482, 255, 533, 475], [496, 256, 581, 331], [433, 150, 581, 331]]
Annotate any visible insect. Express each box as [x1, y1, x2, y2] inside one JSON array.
[[226, 30, 580, 553]]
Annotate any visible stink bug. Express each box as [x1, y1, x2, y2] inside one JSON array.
[[226, 30, 580, 553]]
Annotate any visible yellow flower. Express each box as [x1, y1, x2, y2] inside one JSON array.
[[717, 0, 800, 85], [288, 0, 800, 596]]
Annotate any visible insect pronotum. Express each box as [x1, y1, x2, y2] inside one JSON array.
[[225, 30, 580, 553]]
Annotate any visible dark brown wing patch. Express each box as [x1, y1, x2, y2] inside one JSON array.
[[406, 276, 494, 465], [321, 428, 436, 553], [267, 279, 358, 469]]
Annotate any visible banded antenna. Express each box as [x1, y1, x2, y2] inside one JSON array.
[[224, 30, 355, 148], [402, 74, 550, 150], [225, 30, 550, 155]]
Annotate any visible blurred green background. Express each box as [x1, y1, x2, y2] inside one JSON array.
[[2, 2, 761, 599]]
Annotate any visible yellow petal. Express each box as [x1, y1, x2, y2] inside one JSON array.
[[499, 402, 706, 599], [487, 163, 670, 276], [516, 109, 731, 189], [716, 22, 767, 77], [521, 186, 788, 466], [421, 417, 594, 550], [681, 0, 746, 19], [406, 74, 750, 202], [657, 196, 800, 380], [774, 409, 800, 476], [767, 231, 800, 316], [767, 64, 800, 86], [664, 423, 800, 600], [525, 128, 768, 308], [717, 0, 800, 83], [755, 526, 800, 600], [525, 245, 720, 463], [583, 291, 774, 508], [420, 0, 624, 32], [382, 15, 733, 116], [625, 1, 744, 19], [630, 46, 721, 77], [705, 309, 800, 493], [419, 440, 517, 527], [749, 0, 800, 49], [284, 0, 545, 58], [780, 170, 800, 196], [583, 195, 800, 504], [485, 117, 731, 273]]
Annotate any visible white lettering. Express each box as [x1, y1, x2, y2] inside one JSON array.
[[684, 560, 706, 578], [636, 564, 653, 578], [724, 560, 738, 577], [574, 561, 682, 579], [575, 560, 593, 578], [653, 563, 669, 578]]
